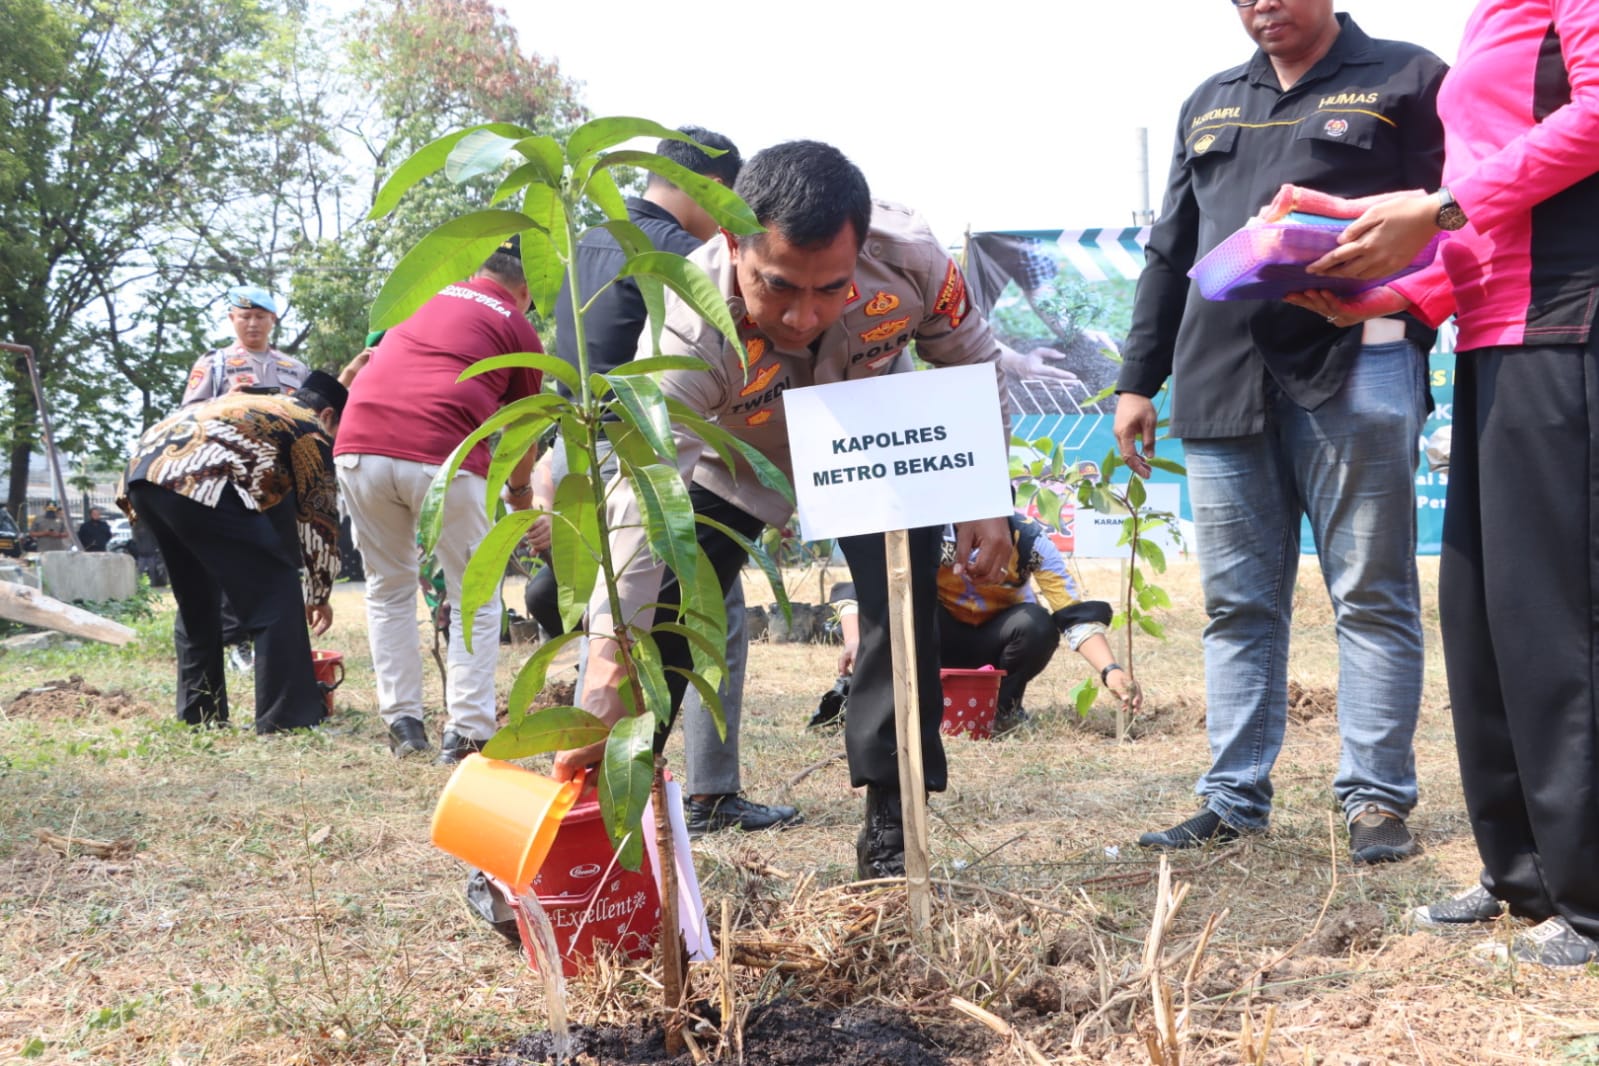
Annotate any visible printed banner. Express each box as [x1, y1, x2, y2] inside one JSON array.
[[967, 229, 1453, 556]]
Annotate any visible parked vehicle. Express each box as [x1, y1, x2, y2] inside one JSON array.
[[0, 507, 22, 558]]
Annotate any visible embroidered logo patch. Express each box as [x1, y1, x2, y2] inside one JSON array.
[[864, 291, 901, 317], [860, 316, 911, 344], [1323, 118, 1349, 138]]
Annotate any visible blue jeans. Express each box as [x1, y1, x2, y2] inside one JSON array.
[[1186, 341, 1425, 830]]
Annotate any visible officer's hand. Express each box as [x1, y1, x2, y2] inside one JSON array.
[[952, 516, 1010, 585], [838, 639, 858, 676], [524, 513, 552, 554], [552, 742, 604, 783], [306, 603, 333, 636], [1113, 393, 1157, 478], [1305, 193, 1440, 280]]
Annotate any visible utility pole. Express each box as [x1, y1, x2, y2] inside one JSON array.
[[1133, 127, 1156, 227]]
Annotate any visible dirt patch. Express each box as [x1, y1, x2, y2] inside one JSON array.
[[4, 675, 152, 721], [470, 1001, 995, 1066], [1287, 679, 1338, 723], [1305, 902, 1388, 957]]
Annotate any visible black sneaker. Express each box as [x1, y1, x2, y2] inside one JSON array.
[[684, 794, 803, 838], [1410, 885, 1503, 930], [1347, 803, 1420, 865], [227, 643, 255, 673], [993, 705, 1031, 734], [435, 729, 486, 766], [386, 716, 432, 758], [808, 678, 849, 729], [1137, 807, 1241, 850], [1479, 916, 1599, 969]]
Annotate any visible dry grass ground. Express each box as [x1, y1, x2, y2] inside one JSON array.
[[2, 559, 1596, 1064]]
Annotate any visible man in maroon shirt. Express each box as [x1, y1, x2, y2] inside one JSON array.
[[335, 241, 542, 764]]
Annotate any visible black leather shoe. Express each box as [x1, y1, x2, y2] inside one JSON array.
[[435, 729, 487, 766], [386, 716, 432, 757], [808, 677, 849, 729], [856, 786, 906, 880], [683, 794, 803, 838], [1137, 808, 1241, 850]]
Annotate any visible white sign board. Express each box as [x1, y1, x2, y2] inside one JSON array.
[[1071, 483, 1186, 559], [784, 364, 1012, 541]]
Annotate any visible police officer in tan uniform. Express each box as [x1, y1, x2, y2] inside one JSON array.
[[552, 140, 1015, 880], [182, 285, 309, 405]]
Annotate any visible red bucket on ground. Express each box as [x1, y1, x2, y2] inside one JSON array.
[[310, 650, 343, 716], [505, 788, 661, 976], [939, 667, 1006, 740]]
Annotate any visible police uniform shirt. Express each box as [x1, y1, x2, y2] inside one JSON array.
[[646, 199, 1009, 529], [181, 344, 311, 406], [1118, 15, 1447, 439], [117, 391, 339, 605]]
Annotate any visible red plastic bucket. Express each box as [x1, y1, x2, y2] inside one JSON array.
[[939, 667, 1006, 740], [310, 650, 344, 716], [507, 788, 661, 976]]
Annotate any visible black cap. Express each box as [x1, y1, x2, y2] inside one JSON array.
[[298, 370, 349, 416], [496, 233, 522, 260]]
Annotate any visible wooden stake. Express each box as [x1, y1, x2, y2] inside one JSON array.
[[651, 757, 687, 1055], [884, 529, 931, 931]]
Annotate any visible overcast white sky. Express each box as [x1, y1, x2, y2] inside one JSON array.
[[504, 0, 1478, 243]]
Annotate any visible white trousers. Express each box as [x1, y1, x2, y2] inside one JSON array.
[[335, 453, 500, 740]]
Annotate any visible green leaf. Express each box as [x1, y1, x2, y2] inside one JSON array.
[[1130, 567, 1146, 592], [653, 620, 725, 695], [484, 417, 543, 517], [598, 712, 655, 870], [584, 165, 629, 222], [627, 463, 698, 594], [458, 351, 581, 395], [599, 150, 761, 234], [668, 665, 725, 741], [664, 399, 793, 502], [1137, 615, 1167, 639], [515, 134, 565, 188], [552, 473, 600, 634], [418, 395, 566, 553], [1127, 475, 1147, 509], [609, 356, 708, 377], [459, 510, 540, 652], [696, 512, 789, 621], [559, 413, 591, 480], [20, 1037, 47, 1059], [566, 116, 695, 164], [619, 251, 749, 366], [370, 210, 537, 330], [1135, 539, 1168, 574], [367, 123, 533, 220], [483, 705, 610, 760], [629, 633, 673, 725], [507, 629, 586, 716], [490, 160, 543, 205], [678, 543, 728, 646], [519, 221, 565, 320], [1147, 456, 1187, 476], [608, 374, 676, 463], [446, 129, 527, 184], [1070, 679, 1099, 718]]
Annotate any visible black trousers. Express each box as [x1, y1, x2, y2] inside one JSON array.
[[1440, 342, 1599, 941], [524, 552, 564, 638], [129, 482, 324, 734], [938, 602, 1061, 714], [651, 488, 948, 792]]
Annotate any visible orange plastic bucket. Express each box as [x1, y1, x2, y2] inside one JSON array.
[[430, 754, 583, 891], [939, 667, 1006, 740], [310, 650, 344, 716]]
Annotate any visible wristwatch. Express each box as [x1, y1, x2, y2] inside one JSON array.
[[1435, 187, 1468, 231]]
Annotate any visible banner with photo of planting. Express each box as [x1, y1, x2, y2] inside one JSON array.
[[964, 228, 1452, 556]]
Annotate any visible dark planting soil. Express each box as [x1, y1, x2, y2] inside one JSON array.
[[469, 1001, 997, 1066]]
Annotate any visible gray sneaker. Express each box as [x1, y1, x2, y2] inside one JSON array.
[[1411, 884, 1503, 930], [1477, 916, 1599, 969]]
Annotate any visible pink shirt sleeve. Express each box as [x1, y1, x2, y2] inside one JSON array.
[[1450, 0, 1599, 229]]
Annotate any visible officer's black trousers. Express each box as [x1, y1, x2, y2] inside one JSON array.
[[649, 488, 947, 793], [1440, 342, 1599, 942], [128, 482, 324, 734], [938, 602, 1061, 716]]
